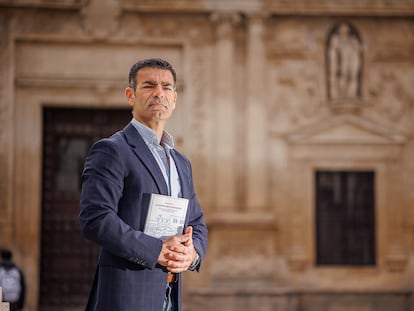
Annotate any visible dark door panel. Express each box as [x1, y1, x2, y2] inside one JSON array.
[[40, 107, 131, 310]]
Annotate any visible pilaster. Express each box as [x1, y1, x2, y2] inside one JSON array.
[[245, 13, 269, 212], [210, 12, 241, 212]]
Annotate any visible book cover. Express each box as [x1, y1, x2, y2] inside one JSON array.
[[144, 194, 189, 239]]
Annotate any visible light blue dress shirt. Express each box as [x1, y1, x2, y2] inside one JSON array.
[[131, 119, 181, 198]]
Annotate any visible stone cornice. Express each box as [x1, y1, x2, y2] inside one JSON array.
[[123, 0, 414, 16], [1, 0, 414, 16], [0, 0, 86, 9]]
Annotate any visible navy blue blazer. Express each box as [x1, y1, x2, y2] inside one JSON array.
[[79, 123, 208, 311]]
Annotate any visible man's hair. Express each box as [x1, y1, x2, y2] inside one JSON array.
[[1, 249, 12, 261], [128, 58, 177, 91]]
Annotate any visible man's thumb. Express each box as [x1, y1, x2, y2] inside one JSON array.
[[185, 226, 193, 236]]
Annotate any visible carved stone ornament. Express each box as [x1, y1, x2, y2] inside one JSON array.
[[287, 245, 309, 272], [385, 244, 408, 272], [81, 0, 121, 40], [211, 239, 274, 279]]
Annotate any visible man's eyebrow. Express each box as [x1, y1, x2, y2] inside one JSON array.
[[161, 81, 173, 86], [141, 80, 157, 85], [141, 80, 174, 87]]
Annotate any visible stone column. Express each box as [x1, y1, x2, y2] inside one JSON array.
[[0, 13, 13, 247], [245, 14, 269, 211], [384, 160, 408, 272], [210, 12, 240, 212]]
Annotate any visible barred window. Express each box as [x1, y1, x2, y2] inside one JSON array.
[[315, 171, 376, 266]]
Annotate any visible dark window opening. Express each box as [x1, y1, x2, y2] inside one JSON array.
[[315, 170, 376, 266]]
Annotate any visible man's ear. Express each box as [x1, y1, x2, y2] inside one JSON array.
[[125, 87, 135, 105]]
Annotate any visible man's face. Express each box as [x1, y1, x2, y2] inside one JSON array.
[[125, 67, 177, 126]]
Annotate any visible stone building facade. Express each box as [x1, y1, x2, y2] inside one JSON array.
[[0, 0, 413, 310]]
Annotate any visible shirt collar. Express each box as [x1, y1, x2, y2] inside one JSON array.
[[131, 118, 174, 149]]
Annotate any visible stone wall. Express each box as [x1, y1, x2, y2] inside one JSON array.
[[0, 0, 413, 310]]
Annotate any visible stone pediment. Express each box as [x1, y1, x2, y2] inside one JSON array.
[[287, 115, 406, 145]]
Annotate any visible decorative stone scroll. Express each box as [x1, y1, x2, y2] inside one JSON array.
[[208, 213, 278, 280], [385, 244, 408, 272], [81, 0, 121, 40]]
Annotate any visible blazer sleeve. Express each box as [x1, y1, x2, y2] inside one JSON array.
[[188, 193, 208, 271], [79, 138, 162, 269]]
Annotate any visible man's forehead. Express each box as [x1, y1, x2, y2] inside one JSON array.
[[136, 67, 174, 84]]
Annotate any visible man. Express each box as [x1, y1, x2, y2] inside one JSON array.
[[79, 58, 208, 311], [0, 249, 25, 311]]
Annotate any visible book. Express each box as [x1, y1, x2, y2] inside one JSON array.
[[144, 194, 189, 239]]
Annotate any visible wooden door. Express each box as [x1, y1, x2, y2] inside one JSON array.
[[40, 107, 131, 310]]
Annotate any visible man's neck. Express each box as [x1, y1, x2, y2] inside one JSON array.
[[137, 118, 165, 144]]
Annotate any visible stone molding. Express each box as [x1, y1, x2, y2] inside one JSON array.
[[121, 0, 414, 16], [1, 0, 414, 16], [207, 212, 278, 230], [286, 114, 407, 145], [0, 0, 85, 9]]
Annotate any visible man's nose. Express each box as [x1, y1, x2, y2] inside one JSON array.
[[153, 85, 165, 97]]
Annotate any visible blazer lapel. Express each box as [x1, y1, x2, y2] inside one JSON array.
[[170, 150, 189, 198], [121, 123, 169, 195]]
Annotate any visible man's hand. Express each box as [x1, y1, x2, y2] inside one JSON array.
[[157, 226, 197, 272]]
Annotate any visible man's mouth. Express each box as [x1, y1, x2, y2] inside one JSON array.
[[148, 102, 167, 110]]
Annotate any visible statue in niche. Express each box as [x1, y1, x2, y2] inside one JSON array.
[[327, 23, 362, 101]]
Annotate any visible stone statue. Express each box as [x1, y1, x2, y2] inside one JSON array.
[[328, 23, 362, 100]]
